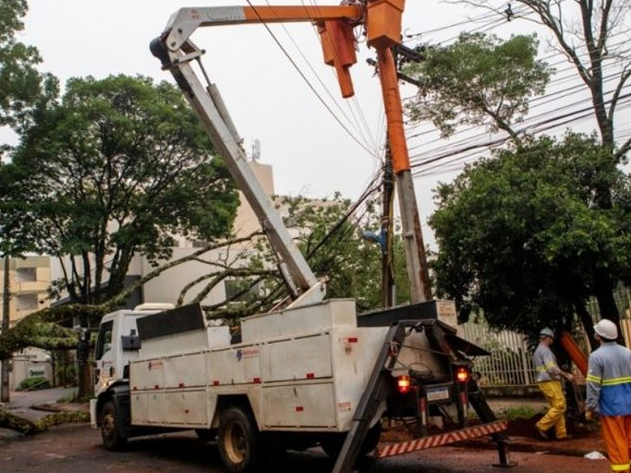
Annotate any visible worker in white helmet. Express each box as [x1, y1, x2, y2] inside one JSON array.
[[586, 319, 631, 473], [532, 327, 574, 440]]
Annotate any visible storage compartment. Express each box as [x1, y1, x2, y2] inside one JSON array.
[[163, 353, 206, 388], [261, 334, 332, 382], [241, 299, 356, 342], [130, 358, 164, 390], [262, 383, 336, 428], [207, 347, 261, 385], [161, 390, 208, 426]]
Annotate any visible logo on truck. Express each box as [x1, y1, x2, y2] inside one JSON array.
[[236, 348, 259, 361], [148, 360, 164, 371]]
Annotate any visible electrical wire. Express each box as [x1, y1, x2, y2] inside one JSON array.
[[244, 0, 381, 158]]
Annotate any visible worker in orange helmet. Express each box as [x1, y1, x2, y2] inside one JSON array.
[[586, 319, 631, 473], [533, 327, 574, 440]]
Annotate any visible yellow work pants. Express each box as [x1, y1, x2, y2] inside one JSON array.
[[536, 380, 567, 438], [601, 415, 631, 472]]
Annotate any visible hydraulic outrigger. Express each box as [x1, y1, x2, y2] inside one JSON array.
[[150, 1, 512, 471]]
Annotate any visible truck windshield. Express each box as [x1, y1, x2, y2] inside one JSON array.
[[95, 320, 114, 360]]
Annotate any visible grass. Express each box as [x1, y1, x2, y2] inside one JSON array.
[[497, 405, 538, 420]]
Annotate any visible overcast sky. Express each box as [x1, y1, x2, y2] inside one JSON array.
[[6, 1, 629, 248]]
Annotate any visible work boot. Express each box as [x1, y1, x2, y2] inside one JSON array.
[[535, 426, 549, 440]]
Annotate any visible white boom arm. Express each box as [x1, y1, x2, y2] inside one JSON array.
[[151, 16, 327, 308]]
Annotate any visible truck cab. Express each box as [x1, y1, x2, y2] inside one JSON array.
[[90, 303, 174, 423]]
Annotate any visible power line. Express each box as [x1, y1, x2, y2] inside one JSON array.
[[244, 0, 381, 159]]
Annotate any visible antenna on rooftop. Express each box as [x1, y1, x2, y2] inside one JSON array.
[[251, 139, 261, 162]]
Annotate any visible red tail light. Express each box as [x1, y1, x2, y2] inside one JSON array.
[[397, 375, 411, 394], [456, 367, 469, 383]]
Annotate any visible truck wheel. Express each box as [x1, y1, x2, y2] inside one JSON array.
[[321, 421, 382, 459], [217, 406, 260, 473], [101, 400, 127, 450]]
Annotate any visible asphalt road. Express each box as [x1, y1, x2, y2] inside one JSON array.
[[0, 424, 609, 473]]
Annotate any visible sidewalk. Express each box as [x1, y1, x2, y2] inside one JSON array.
[[0, 387, 80, 439]]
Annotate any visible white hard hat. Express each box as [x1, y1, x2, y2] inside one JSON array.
[[539, 327, 555, 338], [594, 319, 618, 340]]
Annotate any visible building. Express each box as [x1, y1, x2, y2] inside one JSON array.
[[0, 256, 54, 390]]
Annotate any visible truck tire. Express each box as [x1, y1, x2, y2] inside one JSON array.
[[217, 406, 260, 473], [101, 400, 127, 451], [321, 421, 382, 459]]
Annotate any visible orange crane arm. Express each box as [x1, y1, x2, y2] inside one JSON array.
[[154, 0, 433, 303]]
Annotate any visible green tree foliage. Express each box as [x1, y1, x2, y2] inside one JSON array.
[[0, 0, 57, 138], [430, 134, 631, 342], [405, 7, 631, 332], [10, 75, 239, 304], [204, 193, 410, 320], [0, 0, 57, 257], [405, 33, 552, 143]]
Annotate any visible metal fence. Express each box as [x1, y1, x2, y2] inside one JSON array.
[[461, 323, 536, 387]]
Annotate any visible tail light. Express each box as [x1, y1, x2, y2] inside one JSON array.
[[455, 366, 470, 383], [397, 375, 411, 394]]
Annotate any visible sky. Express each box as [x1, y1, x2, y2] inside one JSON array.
[[5, 0, 630, 249]]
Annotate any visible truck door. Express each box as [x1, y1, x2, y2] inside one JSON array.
[[94, 320, 115, 394]]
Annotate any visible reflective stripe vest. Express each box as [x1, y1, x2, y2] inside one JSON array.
[[533, 343, 561, 382], [586, 342, 631, 416]]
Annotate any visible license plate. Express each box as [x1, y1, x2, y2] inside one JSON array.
[[426, 387, 450, 401]]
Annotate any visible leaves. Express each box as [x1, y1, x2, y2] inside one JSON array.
[[0, 0, 58, 137], [430, 134, 631, 335], [405, 33, 552, 140], [8, 75, 239, 304]]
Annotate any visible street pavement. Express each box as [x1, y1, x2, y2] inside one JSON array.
[[0, 423, 610, 473], [0, 388, 603, 464]]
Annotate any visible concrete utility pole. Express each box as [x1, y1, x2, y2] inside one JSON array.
[[1, 255, 11, 402], [381, 146, 395, 307]]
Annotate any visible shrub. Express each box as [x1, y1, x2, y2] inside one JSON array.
[[16, 376, 51, 391]]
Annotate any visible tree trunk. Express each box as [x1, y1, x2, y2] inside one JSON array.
[[77, 361, 92, 400], [1, 255, 11, 402], [594, 275, 623, 344], [574, 299, 597, 351]]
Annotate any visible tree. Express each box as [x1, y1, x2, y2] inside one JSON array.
[[10, 75, 239, 306], [405, 1, 631, 333], [0, 0, 57, 154], [406, 33, 552, 145], [201, 193, 410, 320], [449, 0, 631, 158], [429, 134, 631, 346], [0, 0, 58, 403]]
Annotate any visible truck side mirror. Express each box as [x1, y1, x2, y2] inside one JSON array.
[[76, 328, 91, 361], [121, 329, 141, 351]]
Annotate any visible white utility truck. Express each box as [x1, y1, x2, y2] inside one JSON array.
[[90, 3, 511, 473]]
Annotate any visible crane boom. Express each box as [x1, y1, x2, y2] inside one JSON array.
[[151, 0, 432, 307]]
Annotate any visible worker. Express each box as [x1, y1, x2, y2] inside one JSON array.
[[585, 319, 631, 473], [533, 327, 574, 440]]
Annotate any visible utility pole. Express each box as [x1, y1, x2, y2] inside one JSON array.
[[1, 255, 11, 402], [381, 145, 395, 307]]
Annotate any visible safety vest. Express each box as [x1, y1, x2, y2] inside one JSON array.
[[586, 342, 631, 416], [533, 343, 562, 382]]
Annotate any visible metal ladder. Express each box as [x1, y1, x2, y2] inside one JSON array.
[[331, 322, 410, 473], [331, 320, 514, 472]]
